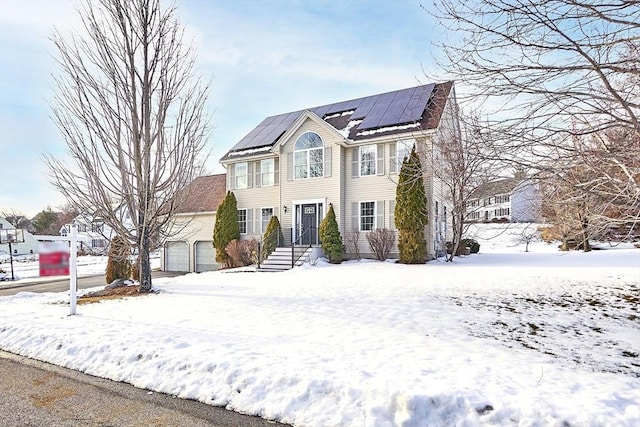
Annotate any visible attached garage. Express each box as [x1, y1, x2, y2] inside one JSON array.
[[195, 240, 217, 272], [165, 241, 189, 271]]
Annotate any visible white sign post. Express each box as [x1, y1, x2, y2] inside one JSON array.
[[69, 224, 78, 316]]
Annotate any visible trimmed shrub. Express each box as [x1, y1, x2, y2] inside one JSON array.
[[261, 215, 284, 262], [462, 238, 480, 254], [213, 191, 240, 267], [105, 236, 131, 284], [319, 203, 344, 263], [226, 239, 257, 267], [366, 228, 395, 261]]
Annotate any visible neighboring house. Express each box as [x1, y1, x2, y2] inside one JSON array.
[[162, 174, 227, 272], [216, 82, 458, 260], [466, 177, 541, 223], [60, 215, 114, 255], [0, 218, 39, 256]]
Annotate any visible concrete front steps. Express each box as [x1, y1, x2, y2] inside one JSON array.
[[257, 246, 313, 272]]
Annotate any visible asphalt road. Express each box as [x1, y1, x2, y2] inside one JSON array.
[[0, 271, 185, 296], [0, 351, 285, 427]]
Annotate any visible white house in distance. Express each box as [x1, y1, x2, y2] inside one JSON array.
[[0, 217, 39, 256], [465, 177, 542, 223], [60, 215, 114, 255], [211, 82, 458, 261], [162, 174, 227, 272]]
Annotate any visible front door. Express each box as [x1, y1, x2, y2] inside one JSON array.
[[301, 204, 318, 245]]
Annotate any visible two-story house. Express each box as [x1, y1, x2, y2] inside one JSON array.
[[465, 177, 541, 223], [217, 82, 458, 261], [60, 215, 115, 255]]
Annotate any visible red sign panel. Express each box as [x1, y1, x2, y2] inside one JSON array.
[[39, 242, 70, 277]]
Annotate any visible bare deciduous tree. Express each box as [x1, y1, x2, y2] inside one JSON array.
[[429, 108, 499, 261], [45, 0, 211, 291], [0, 209, 31, 230], [428, 0, 640, 228]]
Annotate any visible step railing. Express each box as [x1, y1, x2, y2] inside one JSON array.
[[290, 226, 317, 268]]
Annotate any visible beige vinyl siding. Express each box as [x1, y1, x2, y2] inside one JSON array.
[[163, 212, 217, 272], [344, 142, 398, 258], [233, 183, 280, 240], [280, 119, 342, 234]]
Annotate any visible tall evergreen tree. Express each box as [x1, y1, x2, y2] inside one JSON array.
[[319, 203, 343, 264], [213, 191, 240, 267], [262, 215, 284, 261], [395, 146, 428, 263]]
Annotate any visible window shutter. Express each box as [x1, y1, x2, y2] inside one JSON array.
[[351, 202, 359, 231], [274, 207, 279, 218], [287, 153, 293, 181], [255, 208, 261, 234], [229, 164, 236, 190], [247, 209, 253, 234], [389, 142, 397, 174], [376, 200, 384, 229], [377, 145, 384, 176], [389, 200, 396, 230], [324, 146, 332, 177], [247, 162, 253, 188], [352, 147, 359, 178], [255, 161, 261, 187], [274, 158, 280, 185]]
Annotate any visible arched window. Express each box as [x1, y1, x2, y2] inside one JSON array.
[[294, 132, 323, 179]]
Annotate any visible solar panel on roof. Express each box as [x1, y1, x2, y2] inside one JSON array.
[[225, 83, 438, 153], [325, 99, 362, 115], [312, 105, 331, 118]]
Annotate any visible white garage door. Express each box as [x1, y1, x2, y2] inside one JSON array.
[[165, 241, 189, 272], [195, 241, 217, 272]]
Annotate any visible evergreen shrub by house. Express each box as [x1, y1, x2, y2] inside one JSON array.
[[461, 238, 480, 254], [394, 146, 428, 264], [213, 191, 240, 267], [319, 203, 343, 263], [105, 235, 131, 284], [261, 215, 284, 262]]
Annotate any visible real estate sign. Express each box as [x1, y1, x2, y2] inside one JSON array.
[[39, 242, 70, 276]]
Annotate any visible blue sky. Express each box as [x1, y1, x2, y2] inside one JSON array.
[[0, 0, 442, 217]]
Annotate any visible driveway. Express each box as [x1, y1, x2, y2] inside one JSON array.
[[0, 351, 287, 427], [0, 271, 186, 296]]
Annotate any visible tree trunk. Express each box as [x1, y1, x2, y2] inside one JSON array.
[[581, 220, 591, 252], [139, 227, 152, 291]]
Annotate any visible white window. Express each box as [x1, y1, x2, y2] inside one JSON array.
[[294, 132, 323, 179], [260, 159, 275, 187], [261, 208, 273, 233], [235, 162, 248, 189], [360, 201, 376, 231], [390, 140, 413, 173], [396, 140, 412, 170], [92, 239, 107, 248], [238, 209, 247, 234], [360, 145, 377, 176]]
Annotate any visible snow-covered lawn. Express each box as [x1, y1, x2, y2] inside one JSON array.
[[0, 227, 638, 426]]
